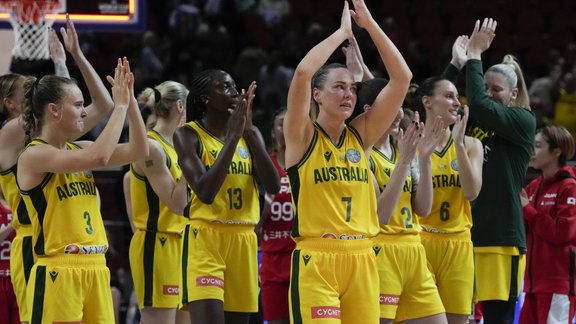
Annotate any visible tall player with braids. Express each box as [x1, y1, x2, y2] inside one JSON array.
[[284, 0, 412, 322], [129, 81, 190, 324], [174, 69, 280, 323], [17, 57, 147, 323]]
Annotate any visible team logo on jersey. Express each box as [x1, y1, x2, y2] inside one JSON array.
[[84, 170, 93, 178], [568, 197, 576, 205], [373, 245, 381, 256], [346, 149, 361, 163], [159, 237, 167, 246], [324, 152, 332, 162], [237, 147, 249, 159], [450, 159, 459, 171], [303, 254, 312, 266], [192, 228, 199, 238], [210, 150, 218, 158], [49, 271, 58, 283]]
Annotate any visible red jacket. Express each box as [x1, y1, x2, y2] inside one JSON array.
[[523, 166, 576, 294]]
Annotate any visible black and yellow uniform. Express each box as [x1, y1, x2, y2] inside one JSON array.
[[0, 164, 34, 321], [444, 61, 535, 304], [288, 123, 380, 323], [370, 145, 445, 321], [129, 130, 188, 309], [19, 139, 113, 324], [419, 136, 474, 315], [181, 121, 258, 312]]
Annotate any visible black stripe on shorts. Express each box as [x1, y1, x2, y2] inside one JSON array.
[[143, 230, 156, 306], [290, 249, 303, 324], [31, 265, 46, 324]]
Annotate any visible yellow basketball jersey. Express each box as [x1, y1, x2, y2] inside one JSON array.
[[554, 89, 576, 138], [370, 145, 420, 235], [130, 130, 188, 233], [19, 139, 108, 256], [288, 123, 378, 239], [0, 164, 31, 231], [419, 135, 472, 233], [184, 121, 259, 224]]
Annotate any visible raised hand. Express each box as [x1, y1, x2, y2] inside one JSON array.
[[350, 0, 374, 29], [226, 96, 248, 140], [418, 115, 445, 158], [396, 116, 422, 164], [48, 27, 66, 65], [452, 105, 469, 145], [60, 14, 81, 57], [343, 38, 363, 82], [122, 57, 135, 100], [339, 1, 353, 38], [242, 81, 257, 134], [106, 58, 132, 109], [450, 35, 469, 69], [467, 18, 497, 57]]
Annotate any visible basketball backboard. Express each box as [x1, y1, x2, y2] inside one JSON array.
[[0, 0, 146, 32]]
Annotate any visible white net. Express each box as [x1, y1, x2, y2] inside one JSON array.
[[0, 1, 60, 61]]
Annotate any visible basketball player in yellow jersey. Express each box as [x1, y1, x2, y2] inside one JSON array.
[[16, 58, 148, 324], [284, 1, 411, 322], [414, 77, 484, 324], [174, 69, 279, 323], [129, 81, 190, 324], [0, 17, 115, 323]]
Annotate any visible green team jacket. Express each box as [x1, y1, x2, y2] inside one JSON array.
[[443, 60, 536, 252]]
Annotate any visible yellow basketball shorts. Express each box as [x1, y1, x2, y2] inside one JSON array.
[[289, 238, 379, 324], [181, 220, 258, 312], [420, 230, 474, 315], [10, 228, 35, 322], [373, 234, 445, 321], [27, 254, 113, 324], [474, 247, 526, 302], [129, 230, 182, 309]]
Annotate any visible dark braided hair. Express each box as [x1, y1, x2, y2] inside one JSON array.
[[187, 69, 221, 121]]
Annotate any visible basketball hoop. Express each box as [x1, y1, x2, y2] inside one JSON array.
[[0, 0, 64, 61]]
